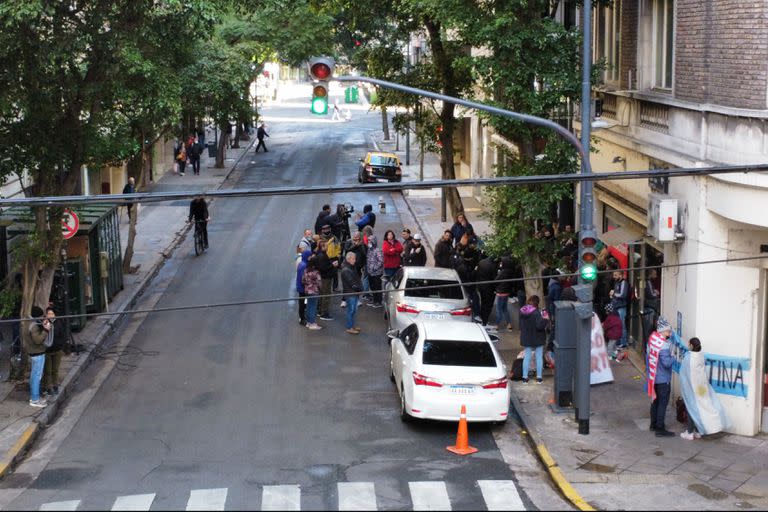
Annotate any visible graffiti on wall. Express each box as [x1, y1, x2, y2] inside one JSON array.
[[669, 332, 749, 398]]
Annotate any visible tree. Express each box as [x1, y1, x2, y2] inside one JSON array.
[[0, 0, 214, 320]]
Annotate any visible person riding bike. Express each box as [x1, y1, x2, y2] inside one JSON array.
[[188, 196, 210, 249]]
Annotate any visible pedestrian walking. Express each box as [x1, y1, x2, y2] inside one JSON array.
[[434, 230, 453, 268], [679, 337, 729, 440], [42, 307, 65, 398], [331, 99, 342, 121], [494, 257, 516, 330], [341, 252, 362, 334], [402, 234, 427, 266], [122, 177, 136, 222], [647, 316, 675, 436], [295, 250, 312, 326], [302, 259, 322, 330], [25, 306, 52, 408], [519, 295, 549, 384], [365, 234, 384, 307], [314, 240, 336, 321], [382, 230, 403, 281], [255, 122, 269, 152], [188, 136, 203, 175], [174, 139, 187, 175]]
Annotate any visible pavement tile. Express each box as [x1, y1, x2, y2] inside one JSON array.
[[708, 477, 748, 493], [676, 461, 726, 478], [736, 470, 768, 498], [623, 462, 674, 475]]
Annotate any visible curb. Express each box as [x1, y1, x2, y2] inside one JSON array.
[[509, 391, 596, 511], [0, 138, 255, 480]]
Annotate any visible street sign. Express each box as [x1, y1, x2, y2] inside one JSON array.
[[62, 209, 79, 239]]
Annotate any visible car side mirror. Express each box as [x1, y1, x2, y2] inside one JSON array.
[[489, 334, 500, 343], [386, 329, 400, 339]]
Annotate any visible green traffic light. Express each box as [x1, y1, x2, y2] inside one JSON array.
[[311, 97, 328, 115], [580, 263, 597, 282]]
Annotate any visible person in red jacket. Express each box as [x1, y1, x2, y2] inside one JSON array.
[[382, 229, 403, 281], [602, 303, 624, 360]]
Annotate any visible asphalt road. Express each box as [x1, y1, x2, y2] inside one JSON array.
[[0, 97, 564, 511]]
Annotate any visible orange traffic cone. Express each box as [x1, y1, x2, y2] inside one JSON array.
[[446, 404, 478, 455]]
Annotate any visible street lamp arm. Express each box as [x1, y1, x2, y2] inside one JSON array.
[[335, 75, 591, 173]]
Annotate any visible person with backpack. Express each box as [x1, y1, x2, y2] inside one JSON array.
[[174, 139, 187, 176]]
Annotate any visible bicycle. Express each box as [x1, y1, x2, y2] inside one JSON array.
[[193, 219, 207, 256]]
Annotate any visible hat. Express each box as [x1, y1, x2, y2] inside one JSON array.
[[413, 233, 421, 240], [656, 316, 671, 332], [604, 303, 614, 314]]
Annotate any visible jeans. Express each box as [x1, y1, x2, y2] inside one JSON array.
[[305, 296, 318, 324], [522, 346, 544, 380], [495, 295, 511, 327], [319, 278, 332, 316], [617, 307, 628, 347], [650, 382, 671, 431], [383, 267, 398, 279], [298, 292, 306, 323], [369, 274, 383, 304], [345, 296, 359, 329], [29, 353, 45, 401]]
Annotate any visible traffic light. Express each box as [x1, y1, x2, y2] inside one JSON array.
[[579, 230, 598, 282], [308, 57, 335, 115]]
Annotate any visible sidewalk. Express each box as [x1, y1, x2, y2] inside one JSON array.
[[0, 138, 254, 478], [376, 129, 768, 510]]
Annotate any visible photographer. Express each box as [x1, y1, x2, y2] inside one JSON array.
[[25, 306, 52, 408], [329, 203, 353, 243]]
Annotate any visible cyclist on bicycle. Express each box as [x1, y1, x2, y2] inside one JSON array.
[[188, 195, 209, 249]]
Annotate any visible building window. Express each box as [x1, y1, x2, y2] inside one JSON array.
[[594, 1, 621, 84], [652, 0, 674, 89]]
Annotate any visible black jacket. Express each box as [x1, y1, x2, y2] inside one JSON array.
[[257, 126, 268, 140], [519, 305, 548, 347], [188, 199, 208, 222], [495, 266, 517, 295], [402, 243, 427, 266], [344, 240, 367, 274], [315, 250, 336, 280], [434, 239, 452, 268], [46, 322, 67, 353], [340, 262, 363, 294], [475, 257, 497, 293], [314, 211, 330, 234]]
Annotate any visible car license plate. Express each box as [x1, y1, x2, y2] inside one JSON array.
[[450, 385, 475, 395], [422, 312, 447, 320]]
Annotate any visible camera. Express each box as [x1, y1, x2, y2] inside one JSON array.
[[340, 203, 354, 219]]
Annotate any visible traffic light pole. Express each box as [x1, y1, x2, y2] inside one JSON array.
[[579, 0, 595, 284]]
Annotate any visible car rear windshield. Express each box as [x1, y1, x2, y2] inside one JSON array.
[[370, 155, 398, 166], [404, 278, 464, 300], [422, 340, 497, 367]]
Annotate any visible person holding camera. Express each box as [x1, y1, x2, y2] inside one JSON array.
[[25, 306, 53, 408], [42, 307, 66, 398]]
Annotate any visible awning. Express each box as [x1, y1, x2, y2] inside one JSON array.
[[599, 226, 644, 247]]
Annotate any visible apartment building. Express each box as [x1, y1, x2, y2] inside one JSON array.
[[458, 1, 768, 435]]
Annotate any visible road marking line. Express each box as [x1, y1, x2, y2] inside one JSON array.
[[478, 480, 525, 511], [111, 493, 156, 511], [40, 500, 80, 511], [0, 423, 38, 478], [409, 481, 451, 511], [262, 485, 300, 511], [338, 482, 377, 511], [186, 488, 228, 511]]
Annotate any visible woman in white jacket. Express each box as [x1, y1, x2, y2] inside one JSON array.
[[679, 337, 729, 440]]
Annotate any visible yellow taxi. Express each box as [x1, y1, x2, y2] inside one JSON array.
[[358, 152, 402, 183]]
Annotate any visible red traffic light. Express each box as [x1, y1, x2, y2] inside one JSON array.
[[310, 63, 331, 80]]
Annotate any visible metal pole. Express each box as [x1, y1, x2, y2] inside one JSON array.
[[406, 119, 411, 165], [579, 0, 595, 272], [60, 244, 74, 354]]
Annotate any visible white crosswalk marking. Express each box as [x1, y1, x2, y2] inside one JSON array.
[[262, 485, 300, 511], [338, 482, 377, 511], [40, 500, 81, 511], [478, 480, 525, 511], [111, 493, 156, 511], [186, 488, 228, 511], [409, 481, 452, 511]]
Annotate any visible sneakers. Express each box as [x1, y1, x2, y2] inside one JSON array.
[[299, 319, 307, 326], [368, 302, 383, 308], [536, 378, 543, 384], [693, 432, 702, 439], [307, 323, 322, 330], [507, 323, 514, 331], [522, 378, 529, 384], [345, 328, 359, 335], [317, 314, 333, 321], [655, 429, 675, 437], [340, 300, 347, 308], [680, 431, 695, 441], [180, 172, 186, 176], [29, 399, 47, 408]]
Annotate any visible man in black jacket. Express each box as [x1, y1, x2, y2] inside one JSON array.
[[475, 254, 498, 326], [188, 196, 209, 249], [255, 123, 269, 152], [434, 230, 453, 268], [403, 234, 427, 266], [314, 204, 331, 235], [188, 136, 204, 174], [340, 252, 362, 334]]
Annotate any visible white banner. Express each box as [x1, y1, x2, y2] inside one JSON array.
[[590, 313, 614, 385]]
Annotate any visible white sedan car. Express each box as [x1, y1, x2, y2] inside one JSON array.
[[383, 266, 472, 332], [388, 321, 510, 423]]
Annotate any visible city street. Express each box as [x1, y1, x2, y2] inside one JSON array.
[[0, 95, 567, 511]]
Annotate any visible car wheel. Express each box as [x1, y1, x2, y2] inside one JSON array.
[[400, 385, 411, 422]]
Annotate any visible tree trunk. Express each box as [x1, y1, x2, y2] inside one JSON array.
[[522, 259, 544, 302], [438, 103, 464, 219], [381, 106, 390, 141], [215, 123, 228, 168], [232, 123, 242, 148], [122, 145, 147, 273]]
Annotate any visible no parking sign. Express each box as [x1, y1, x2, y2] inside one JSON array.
[[62, 209, 79, 240]]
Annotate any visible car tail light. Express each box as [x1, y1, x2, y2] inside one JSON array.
[[396, 302, 420, 314], [482, 377, 508, 389], [450, 307, 472, 316], [413, 372, 443, 387]]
